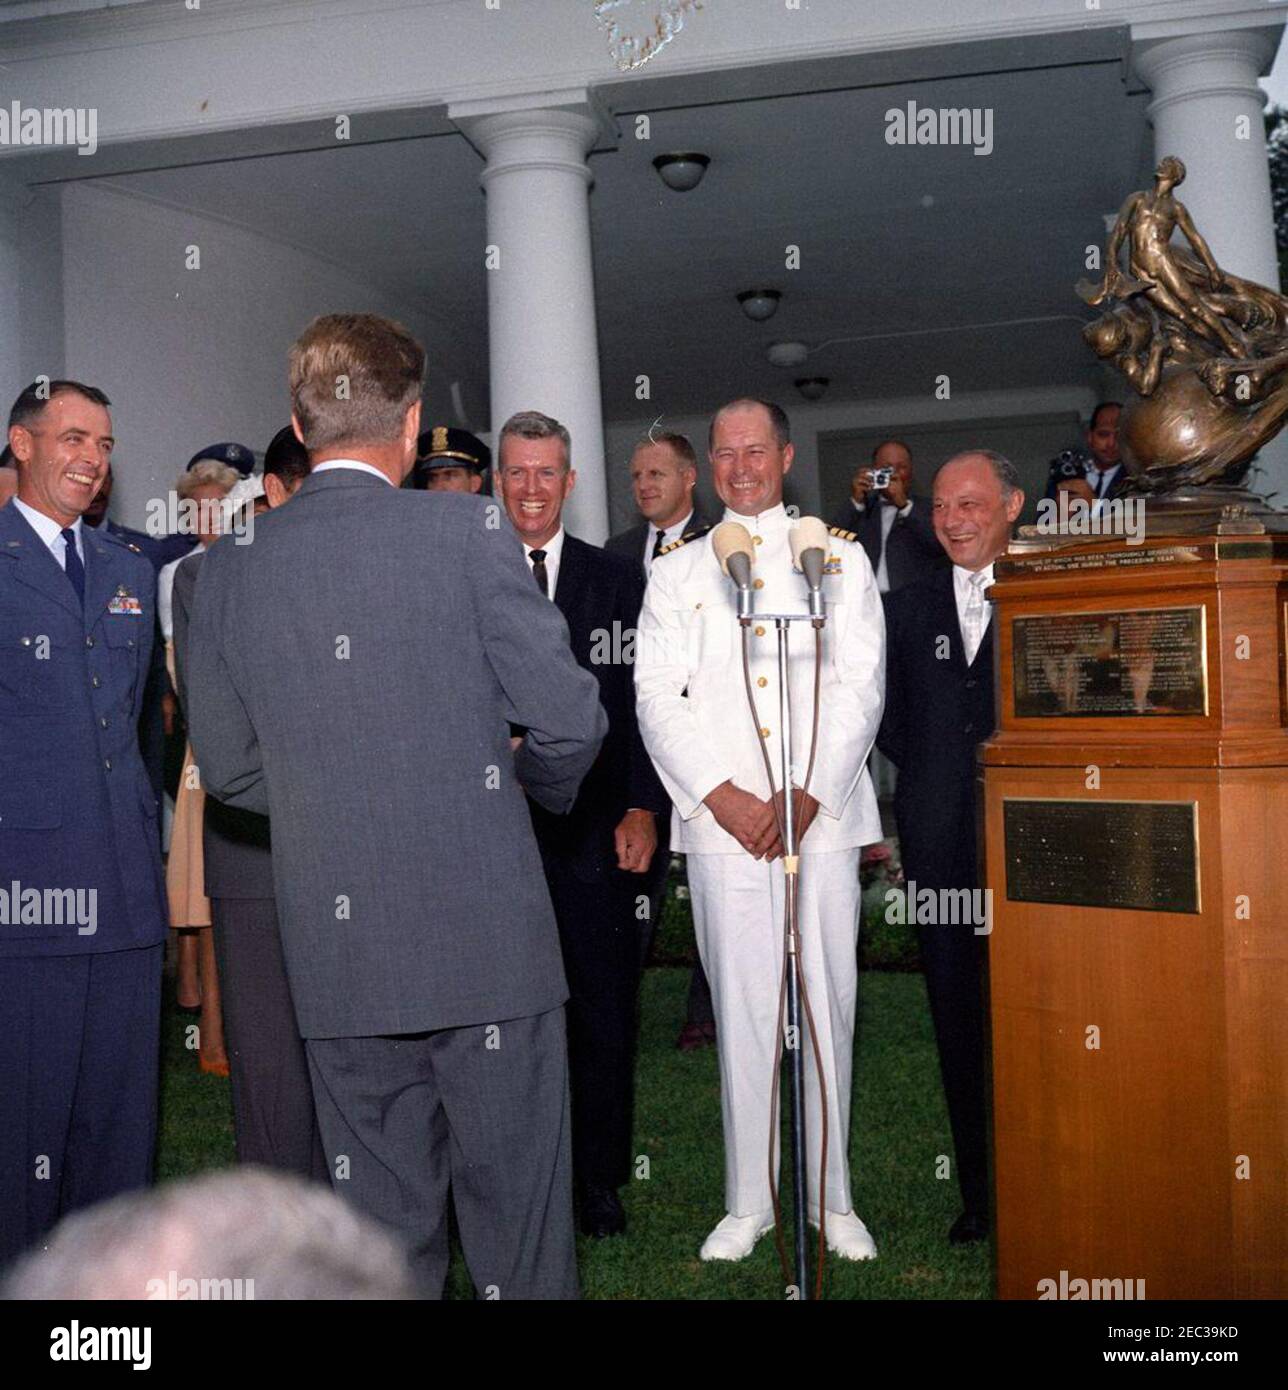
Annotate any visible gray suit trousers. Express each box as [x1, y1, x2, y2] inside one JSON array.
[[305, 1005, 578, 1300]]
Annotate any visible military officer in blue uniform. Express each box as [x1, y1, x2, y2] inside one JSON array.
[[0, 380, 168, 1268]]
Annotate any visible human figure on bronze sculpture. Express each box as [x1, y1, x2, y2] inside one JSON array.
[[1095, 157, 1247, 358], [1079, 156, 1288, 499]]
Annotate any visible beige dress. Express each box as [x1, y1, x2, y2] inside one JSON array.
[[164, 640, 211, 928]]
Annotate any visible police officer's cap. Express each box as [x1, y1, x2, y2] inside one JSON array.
[[187, 442, 255, 476], [416, 427, 491, 475]]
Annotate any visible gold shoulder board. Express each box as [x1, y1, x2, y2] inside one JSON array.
[[827, 525, 858, 543]]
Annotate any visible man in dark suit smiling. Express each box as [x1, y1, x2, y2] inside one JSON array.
[[877, 449, 1024, 1247], [497, 410, 669, 1239]]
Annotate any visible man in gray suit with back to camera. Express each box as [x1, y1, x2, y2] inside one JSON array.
[[187, 313, 607, 1299]]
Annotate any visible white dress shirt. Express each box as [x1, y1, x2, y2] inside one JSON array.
[[311, 458, 393, 485], [12, 496, 82, 569], [522, 526, 565, 600], [953, 561, 995, 665], [643, 508, 695, 578], [1083, 461, 1122, 505], [873, 498, 912, 593]]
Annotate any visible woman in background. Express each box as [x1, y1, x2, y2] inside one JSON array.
[[162, 458, 241, 1076]]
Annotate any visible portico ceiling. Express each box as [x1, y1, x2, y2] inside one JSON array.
[[87, 45, 1152, 427]]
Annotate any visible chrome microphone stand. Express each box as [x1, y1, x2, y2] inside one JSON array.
[[739, 588, 826, 1298]]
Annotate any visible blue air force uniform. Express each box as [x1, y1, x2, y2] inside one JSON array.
[[0, 498, 167, 1267]]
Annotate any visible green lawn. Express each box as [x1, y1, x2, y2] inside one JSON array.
[[157, 959, 991, 1301]]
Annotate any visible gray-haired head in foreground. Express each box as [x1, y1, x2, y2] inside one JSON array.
[[1, 1168, 417, 1301], [499, 410, 571, 471], [939, 448, 1021, 497]]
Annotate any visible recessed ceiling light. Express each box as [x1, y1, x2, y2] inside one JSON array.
[[766, 341, 809, 368], [738, 289, 781, 322], [795, 377, 829, 401]]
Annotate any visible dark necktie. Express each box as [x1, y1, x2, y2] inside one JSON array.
[[530, 548, 549, 598], [651, 527, 667, 560], [61, 528, 85, 606]]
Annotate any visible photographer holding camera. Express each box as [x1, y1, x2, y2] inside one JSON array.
[[829, 438, 946, 595]]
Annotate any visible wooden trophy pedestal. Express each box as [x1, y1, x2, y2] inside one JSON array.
[[981, 533, 1288, 1300]]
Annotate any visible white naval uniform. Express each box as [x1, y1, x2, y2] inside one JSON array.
[[634, 503, 885, 1218]]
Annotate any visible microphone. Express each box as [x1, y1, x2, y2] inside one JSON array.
[[790, 516, 830, 622], [712, 521, 756, 620]]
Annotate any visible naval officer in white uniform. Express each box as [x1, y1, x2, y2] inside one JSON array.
[[634, 398, 886, 1262]]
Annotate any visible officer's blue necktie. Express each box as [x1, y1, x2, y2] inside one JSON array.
[[60, 528, 85, 606]]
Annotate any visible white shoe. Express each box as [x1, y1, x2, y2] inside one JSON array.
[[810, 1209, 878, 1261], [699, 1211, 775, 1262]]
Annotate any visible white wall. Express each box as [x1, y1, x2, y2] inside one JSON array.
[[20, 188, 67, 388], [59, 180, 460, 529], [604, 384, 1096, 537]]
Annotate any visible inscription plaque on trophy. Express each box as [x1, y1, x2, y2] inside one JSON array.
[[1012, 605, 1206, 717], [1003, 799, 1199, 913]]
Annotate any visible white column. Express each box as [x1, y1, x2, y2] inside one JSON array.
[[1135, 30, 1280, 289], [461, 107, 608, 542], [1135, 27, 1288, 499]]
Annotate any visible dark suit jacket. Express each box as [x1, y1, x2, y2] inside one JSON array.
[[172, 549, 274, 900], [186, 469, 607, 1038], [829, 494, 946, 593], [876, 566, 995, 890], [603, 503, 715, 578], [528, 534, 669, 880], [0, 501, 167, 957]]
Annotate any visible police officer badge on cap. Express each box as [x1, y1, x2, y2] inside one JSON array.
[[413, 426, 493, 491], [416, 426, 491, 472]]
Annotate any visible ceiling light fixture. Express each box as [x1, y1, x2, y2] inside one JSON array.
[[738, 289, 781, 322], [795, 377, 829, 402], [652, 152, 710, 192], [766, 341, 809, 368]]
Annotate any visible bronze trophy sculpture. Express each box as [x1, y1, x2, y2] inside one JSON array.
[[1078, 156, 1288, 528], [981, 155, 1288, 1306]]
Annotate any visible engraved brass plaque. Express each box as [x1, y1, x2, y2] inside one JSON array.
[[1012, 605, 1207, 718], [997, 544, 1203, 576], [1003, 799, 1199, 913]]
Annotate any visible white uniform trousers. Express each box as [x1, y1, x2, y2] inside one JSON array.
[[687, 847, 862, 1219]]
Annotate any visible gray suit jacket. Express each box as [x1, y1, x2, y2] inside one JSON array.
[[172, 549, 275, 899], [187, 469, 607, 1038]]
